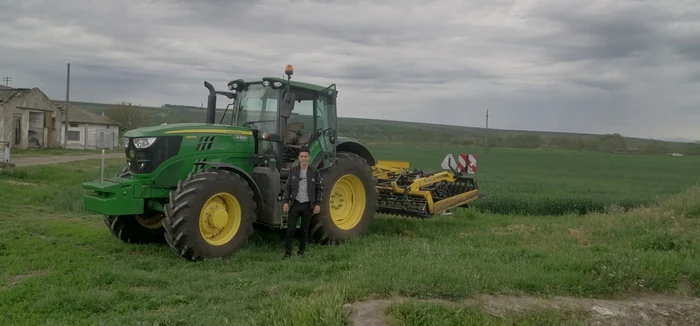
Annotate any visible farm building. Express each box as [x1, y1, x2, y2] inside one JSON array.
[[56, 106, 120, 150], [0, 85, 63, 149]]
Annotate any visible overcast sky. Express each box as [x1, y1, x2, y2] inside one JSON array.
[[1, 0, 699, 141]]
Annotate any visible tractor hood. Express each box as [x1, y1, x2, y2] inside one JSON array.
[[124, 123, 253, 138]]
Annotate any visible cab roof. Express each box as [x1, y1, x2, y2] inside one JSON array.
[[262, 77, 329, 93]]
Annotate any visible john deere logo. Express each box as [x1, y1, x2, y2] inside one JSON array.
[[129, 150, 135, 158]]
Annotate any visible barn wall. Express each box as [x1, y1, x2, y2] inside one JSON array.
[[0, 89, 62, 149]]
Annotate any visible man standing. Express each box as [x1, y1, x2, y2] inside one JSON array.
[[282, 146, 323, 258]]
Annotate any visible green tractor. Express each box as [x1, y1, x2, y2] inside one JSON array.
[[83, 65, 379, 261]]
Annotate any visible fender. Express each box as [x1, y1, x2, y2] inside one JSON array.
[[335, 137, 376, 166], [193, 161, 264, 211]]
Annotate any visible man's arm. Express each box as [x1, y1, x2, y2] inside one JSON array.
[[314, 168, 323, 205], [282, 168, 293, 205]]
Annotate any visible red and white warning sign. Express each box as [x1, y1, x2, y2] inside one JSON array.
[[465, 154, 477, 174], [441, 153, 477, 174]]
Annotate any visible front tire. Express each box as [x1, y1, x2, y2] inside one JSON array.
[[309, 152, 378, 244], [163, 170, 257, 261], [103, 168, 165, 244], [104, 213, 166, 244]]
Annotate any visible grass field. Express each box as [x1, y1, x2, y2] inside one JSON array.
[[1, 146, 699, 325], [366, 145, 700, 215]]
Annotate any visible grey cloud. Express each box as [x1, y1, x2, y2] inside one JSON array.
[[569, 77, 626, 92], [672, 35, 700, 61], [524, 1, 700, 64], [684, 71, 700, 84], [324, 61, 494, 88], [0, 0, 699, 140], [530, 11, 655, 61]]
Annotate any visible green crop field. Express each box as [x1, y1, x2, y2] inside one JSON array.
[[1, 146, 700, 325], [367, 144, 700, 216]]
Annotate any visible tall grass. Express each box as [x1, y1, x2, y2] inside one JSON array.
[[1, 157, 700, 325]]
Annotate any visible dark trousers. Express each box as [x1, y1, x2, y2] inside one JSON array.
[[285, 200, 313, 255]]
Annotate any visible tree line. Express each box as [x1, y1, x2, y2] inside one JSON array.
[[103, 102, 700, 156]]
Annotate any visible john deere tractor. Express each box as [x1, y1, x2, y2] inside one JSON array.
[[82, 65, 379, 261]]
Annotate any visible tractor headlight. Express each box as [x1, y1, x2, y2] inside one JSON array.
[[273, 81, 282, 88], [228, 82, 237, 90], [123, 137, 129, 148], [262, 80, 271, 87], [133, 137, 157, 149]]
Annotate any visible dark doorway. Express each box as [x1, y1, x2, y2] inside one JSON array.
[[13, 117, 21, 146]]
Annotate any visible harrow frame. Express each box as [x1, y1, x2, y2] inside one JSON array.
[[372, 160, 480, 218]]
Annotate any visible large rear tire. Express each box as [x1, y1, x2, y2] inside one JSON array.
[[309, 152, 378, 244], [163, 169, 257, 261]]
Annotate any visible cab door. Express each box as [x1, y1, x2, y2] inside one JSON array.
[[310, 85, 337, 169]]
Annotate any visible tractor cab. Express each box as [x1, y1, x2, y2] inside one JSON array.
[[224, 66, 338, 177]]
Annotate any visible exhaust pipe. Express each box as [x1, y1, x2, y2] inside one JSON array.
[[204, 81, 216, 124]]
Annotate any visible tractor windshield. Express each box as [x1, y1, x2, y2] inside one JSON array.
[[234, 83, 281, 155], [234, 83, 280, 132]]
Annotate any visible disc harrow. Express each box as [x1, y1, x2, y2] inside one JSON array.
[[372, 160, 480, 219]]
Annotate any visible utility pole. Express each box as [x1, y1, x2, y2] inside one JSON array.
[[64, 63, 70, 148], [2, 76, 10, 86], [485, 109, 489, 151]]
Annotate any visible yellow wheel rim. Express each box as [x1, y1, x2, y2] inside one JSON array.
[[329, 174, 366, 230], [136, 213, 163, 229], [198, 192, 242, 246]]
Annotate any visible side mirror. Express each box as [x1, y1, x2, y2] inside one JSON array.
[[280, 92, 295, 118]]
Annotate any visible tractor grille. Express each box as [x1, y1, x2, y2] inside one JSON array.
[[125, 136, 183, 174]]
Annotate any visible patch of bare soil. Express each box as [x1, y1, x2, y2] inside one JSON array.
[[0, 270, 51, 292], [3, 180, 36, 186], [492, 224, 538, 236], [567, 227, 590, 246], [343, 293, 700, 326]]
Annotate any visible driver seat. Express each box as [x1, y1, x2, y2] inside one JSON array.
[[284, 121, 304, 144]]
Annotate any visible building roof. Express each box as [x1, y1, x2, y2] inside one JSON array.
[[1, 87, 115, 127], [56, 106, 119, 126], [0, 86, 32, 104]]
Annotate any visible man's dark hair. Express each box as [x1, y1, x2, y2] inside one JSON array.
[[299, 146, 310, 154]]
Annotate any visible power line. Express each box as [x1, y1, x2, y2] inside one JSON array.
[[2, 76, 10, 86]]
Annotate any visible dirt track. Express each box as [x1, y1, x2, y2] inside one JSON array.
[[9, 153, 124, 167], [344, 294, 700, 326]]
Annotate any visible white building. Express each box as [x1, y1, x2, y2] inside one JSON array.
[[58, 107, 120, 150]]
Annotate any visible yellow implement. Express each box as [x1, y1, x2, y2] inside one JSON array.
[[372, 160, 480, 218]]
